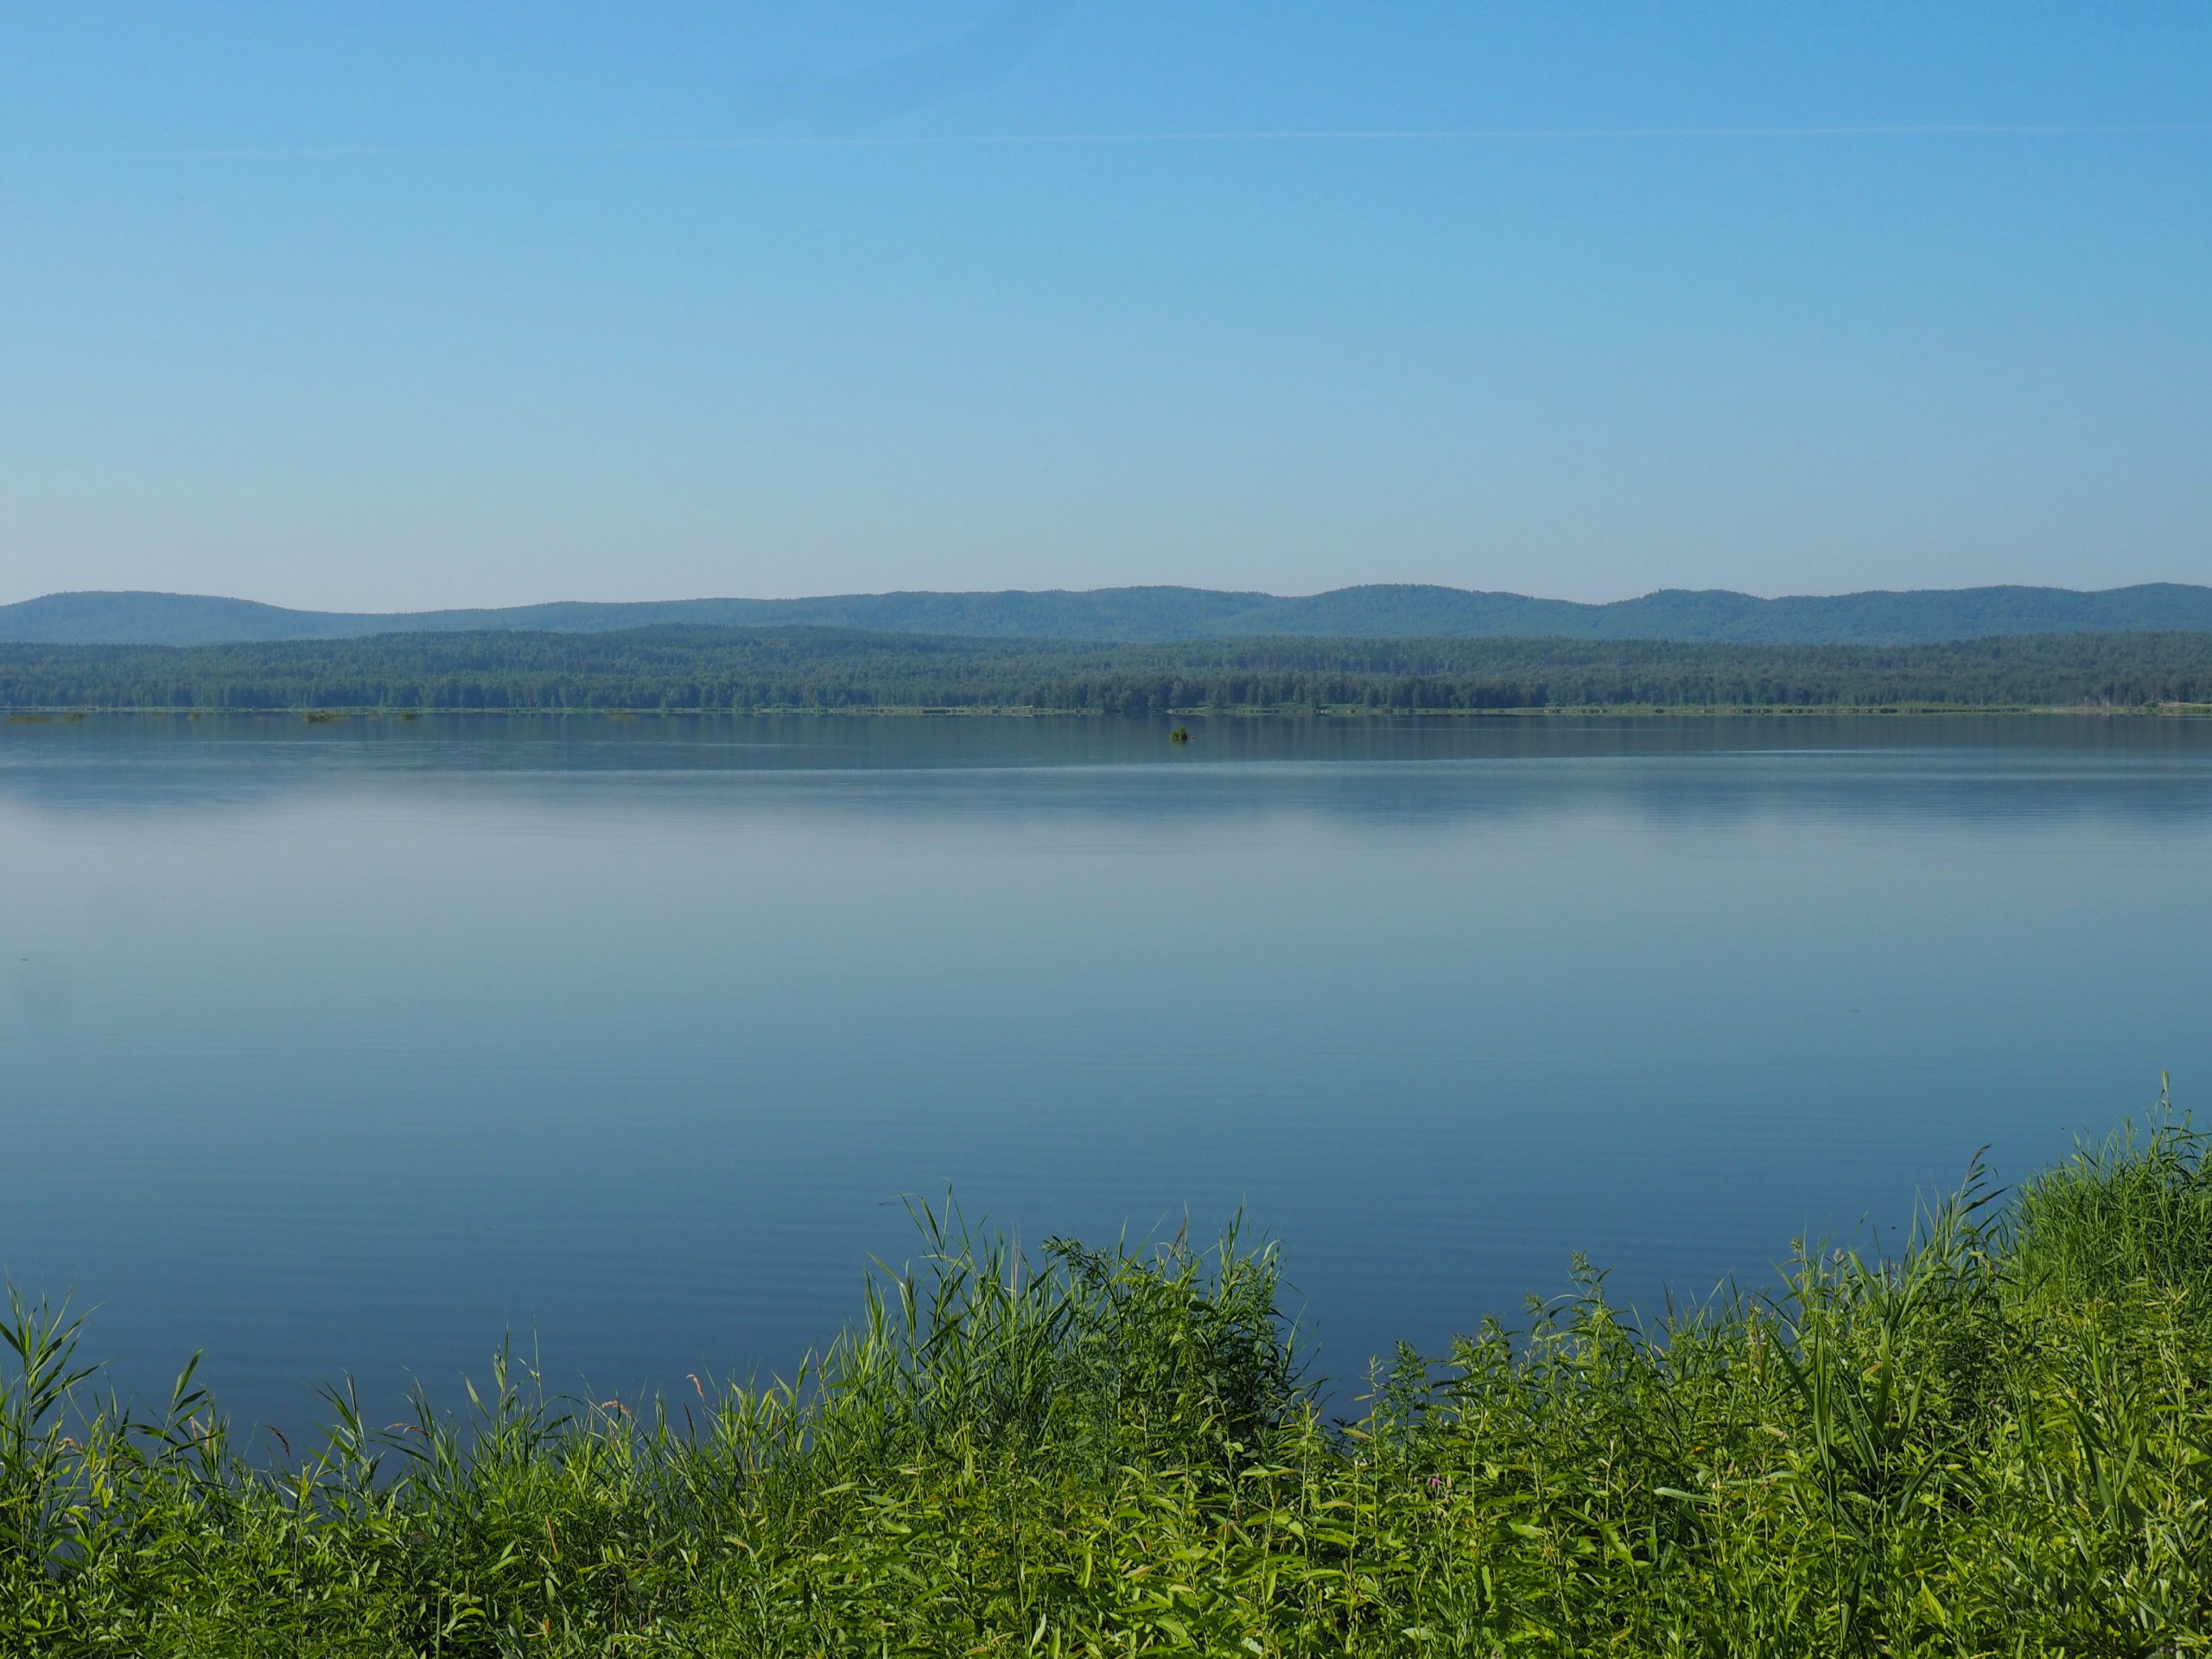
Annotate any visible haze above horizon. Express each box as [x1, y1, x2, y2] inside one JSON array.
[[4, 4, 2209, 608]]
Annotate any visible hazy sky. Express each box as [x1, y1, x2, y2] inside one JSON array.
[[3, 3, 2209, 609]]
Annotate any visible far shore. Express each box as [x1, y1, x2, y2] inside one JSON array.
[[7, 702, 2212, 721]]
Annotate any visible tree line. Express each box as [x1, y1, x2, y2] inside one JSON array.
[[3, 625, 2210, 713]]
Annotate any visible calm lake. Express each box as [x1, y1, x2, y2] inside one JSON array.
[[5, 713, 2209, 1429]]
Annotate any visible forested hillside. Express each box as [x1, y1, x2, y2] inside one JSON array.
[[6, 582, 2212, 647], [4, 626, 2210, 713]]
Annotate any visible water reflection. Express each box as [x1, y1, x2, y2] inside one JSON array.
[[2, 715, 2207, 1431]]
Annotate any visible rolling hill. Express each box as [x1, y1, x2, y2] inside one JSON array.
[[3, 582, 2210, 648]]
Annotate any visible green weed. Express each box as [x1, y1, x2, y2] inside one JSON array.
[[7, 1126, 2212, 1654]]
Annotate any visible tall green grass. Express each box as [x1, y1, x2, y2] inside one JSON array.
[[8, 1122, 2212, 1656]]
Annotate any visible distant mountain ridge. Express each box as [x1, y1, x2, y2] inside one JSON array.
[[5, 583, 2211, 648]]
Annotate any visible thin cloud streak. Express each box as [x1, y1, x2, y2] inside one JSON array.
[[18, 123, 2211, 163]]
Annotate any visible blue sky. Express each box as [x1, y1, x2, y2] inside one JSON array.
[[3, 3, 2208, 608]]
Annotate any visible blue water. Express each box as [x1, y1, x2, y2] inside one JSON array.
[[4, 713, 2209, 1430]]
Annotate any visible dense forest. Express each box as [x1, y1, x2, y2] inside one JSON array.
[[5, 626, 2212, 713]]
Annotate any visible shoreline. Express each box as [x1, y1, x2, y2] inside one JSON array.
[[8, 1120, 2210, 1649], [9, 702, 2211, 721]]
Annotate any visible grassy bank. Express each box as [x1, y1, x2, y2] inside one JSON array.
[[9, 1120, 2212, 1656]]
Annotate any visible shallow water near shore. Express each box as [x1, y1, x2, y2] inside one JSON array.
[[4, 712, 2210, 1429]]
